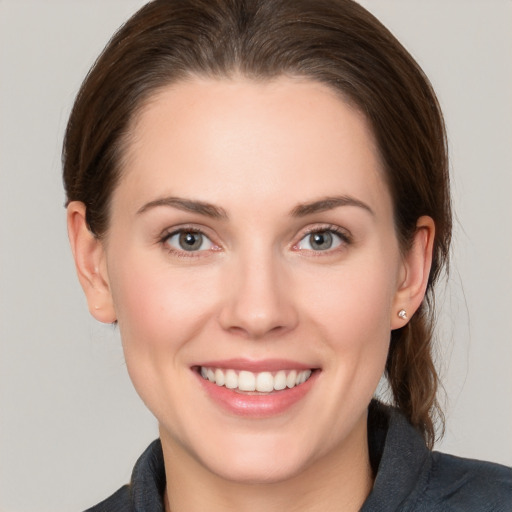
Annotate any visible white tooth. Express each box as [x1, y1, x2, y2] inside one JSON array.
[[295, 371, 302, 385], [207, 368, 215, 382], [238, 370, 256, 391], [225, 369, 238, 389], [214, 368, 225, 386], [201, 367, 207, 379], [297, 369, 312, 384], [274, 370, 287, 390], [286, 370, 297, 388], [256, 372, 274, 392]]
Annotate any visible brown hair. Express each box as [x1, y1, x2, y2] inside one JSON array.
[[63, 0, 451, 447]]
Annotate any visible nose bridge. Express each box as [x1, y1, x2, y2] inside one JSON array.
[[219, 244, 297, 338]]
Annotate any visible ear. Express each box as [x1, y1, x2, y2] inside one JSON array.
[[67, 201, 116, 323], [391, 216, 435, 330]]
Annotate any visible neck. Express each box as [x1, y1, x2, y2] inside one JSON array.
[[161, 414, 373, 512]]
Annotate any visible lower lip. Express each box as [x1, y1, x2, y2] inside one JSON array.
[[195, 370, 319, 418]]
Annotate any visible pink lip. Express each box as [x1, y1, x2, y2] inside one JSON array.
[[193, 360, 319, 418], [195, 358, 314, 372]]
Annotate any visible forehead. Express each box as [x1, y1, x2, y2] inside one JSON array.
[[116, 76, 390, 217]]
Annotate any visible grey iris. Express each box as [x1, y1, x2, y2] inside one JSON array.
[[179, 232, 203, 251], [310, 231, 333, 250]]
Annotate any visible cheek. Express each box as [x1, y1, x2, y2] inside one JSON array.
[[304, 261, 397, 336], [107, 252, 220, 356], [300, 252, 399, 381], [106, 253, 222, 417]]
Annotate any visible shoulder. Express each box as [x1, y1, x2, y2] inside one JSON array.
[[82, 439, 165, 512], [83, 485, 131, 512], [363, 402, 511, 512], [418, 452, 512, 512]]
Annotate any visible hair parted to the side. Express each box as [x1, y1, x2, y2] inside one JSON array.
[[63, 0, 451, 448]]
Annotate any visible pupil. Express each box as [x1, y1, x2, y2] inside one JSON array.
[[311, 231, 332, 250], [179, 232, 202, 251]]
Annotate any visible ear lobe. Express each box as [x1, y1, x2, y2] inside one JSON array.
[[67, 201, 116, 323], [391, 216, 435, 330]]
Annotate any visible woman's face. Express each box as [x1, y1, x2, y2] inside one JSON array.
[[95, 77, 413, 483]]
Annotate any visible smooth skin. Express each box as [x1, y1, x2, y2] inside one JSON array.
[[68, 77, 434, 512]]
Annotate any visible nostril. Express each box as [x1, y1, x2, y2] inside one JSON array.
[[217, 265, 299, 338], [221, 315, 295, 340]]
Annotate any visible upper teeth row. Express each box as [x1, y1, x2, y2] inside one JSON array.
[[200, 367, 312, 392]]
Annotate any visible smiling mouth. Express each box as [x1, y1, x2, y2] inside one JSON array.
[[198, 366, 314, 393]]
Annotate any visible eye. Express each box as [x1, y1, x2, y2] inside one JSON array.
[[164, 230, 214, 252], [296, 229, 345, 251]]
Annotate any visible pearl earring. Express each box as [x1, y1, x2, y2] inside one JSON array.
[[398, 309, 407, 320]]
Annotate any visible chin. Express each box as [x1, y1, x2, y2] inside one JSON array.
[[185, 426, 325, 486], [204, 450, 310, 485]]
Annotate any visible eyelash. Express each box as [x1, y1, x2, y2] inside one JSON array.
[[159, 224, 352, 258], [160, 225, 217, 258], [294, 225, 352, 253]]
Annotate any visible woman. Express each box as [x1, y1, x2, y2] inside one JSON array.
[[63, 0, 511, 510]]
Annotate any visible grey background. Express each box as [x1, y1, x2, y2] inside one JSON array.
[[0, 1, 511, 511]]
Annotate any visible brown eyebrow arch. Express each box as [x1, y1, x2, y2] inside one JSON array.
[[137, 197, 228, 219], [290, 195, 374, 217]]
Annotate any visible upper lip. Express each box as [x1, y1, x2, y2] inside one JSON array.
[[194, 358, 317, 373]]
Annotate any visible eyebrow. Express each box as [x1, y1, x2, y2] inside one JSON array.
[[290, 195, 374, 217], [137, 194, 373, 220], [137, 197, 228, 219]]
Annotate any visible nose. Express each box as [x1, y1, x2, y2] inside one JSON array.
[[218, 251, 298, 339]]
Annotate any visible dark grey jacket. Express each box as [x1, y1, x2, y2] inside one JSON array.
[[85, 402, 511, 511]]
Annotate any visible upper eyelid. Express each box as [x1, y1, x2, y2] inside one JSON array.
[[298, 224, 352, 241], [161, 228, 219, 257], [289, 225, 353, 256], [157, 223, 352, 249], [160, 225, 218, 250], [160, 224, 213, 240]]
